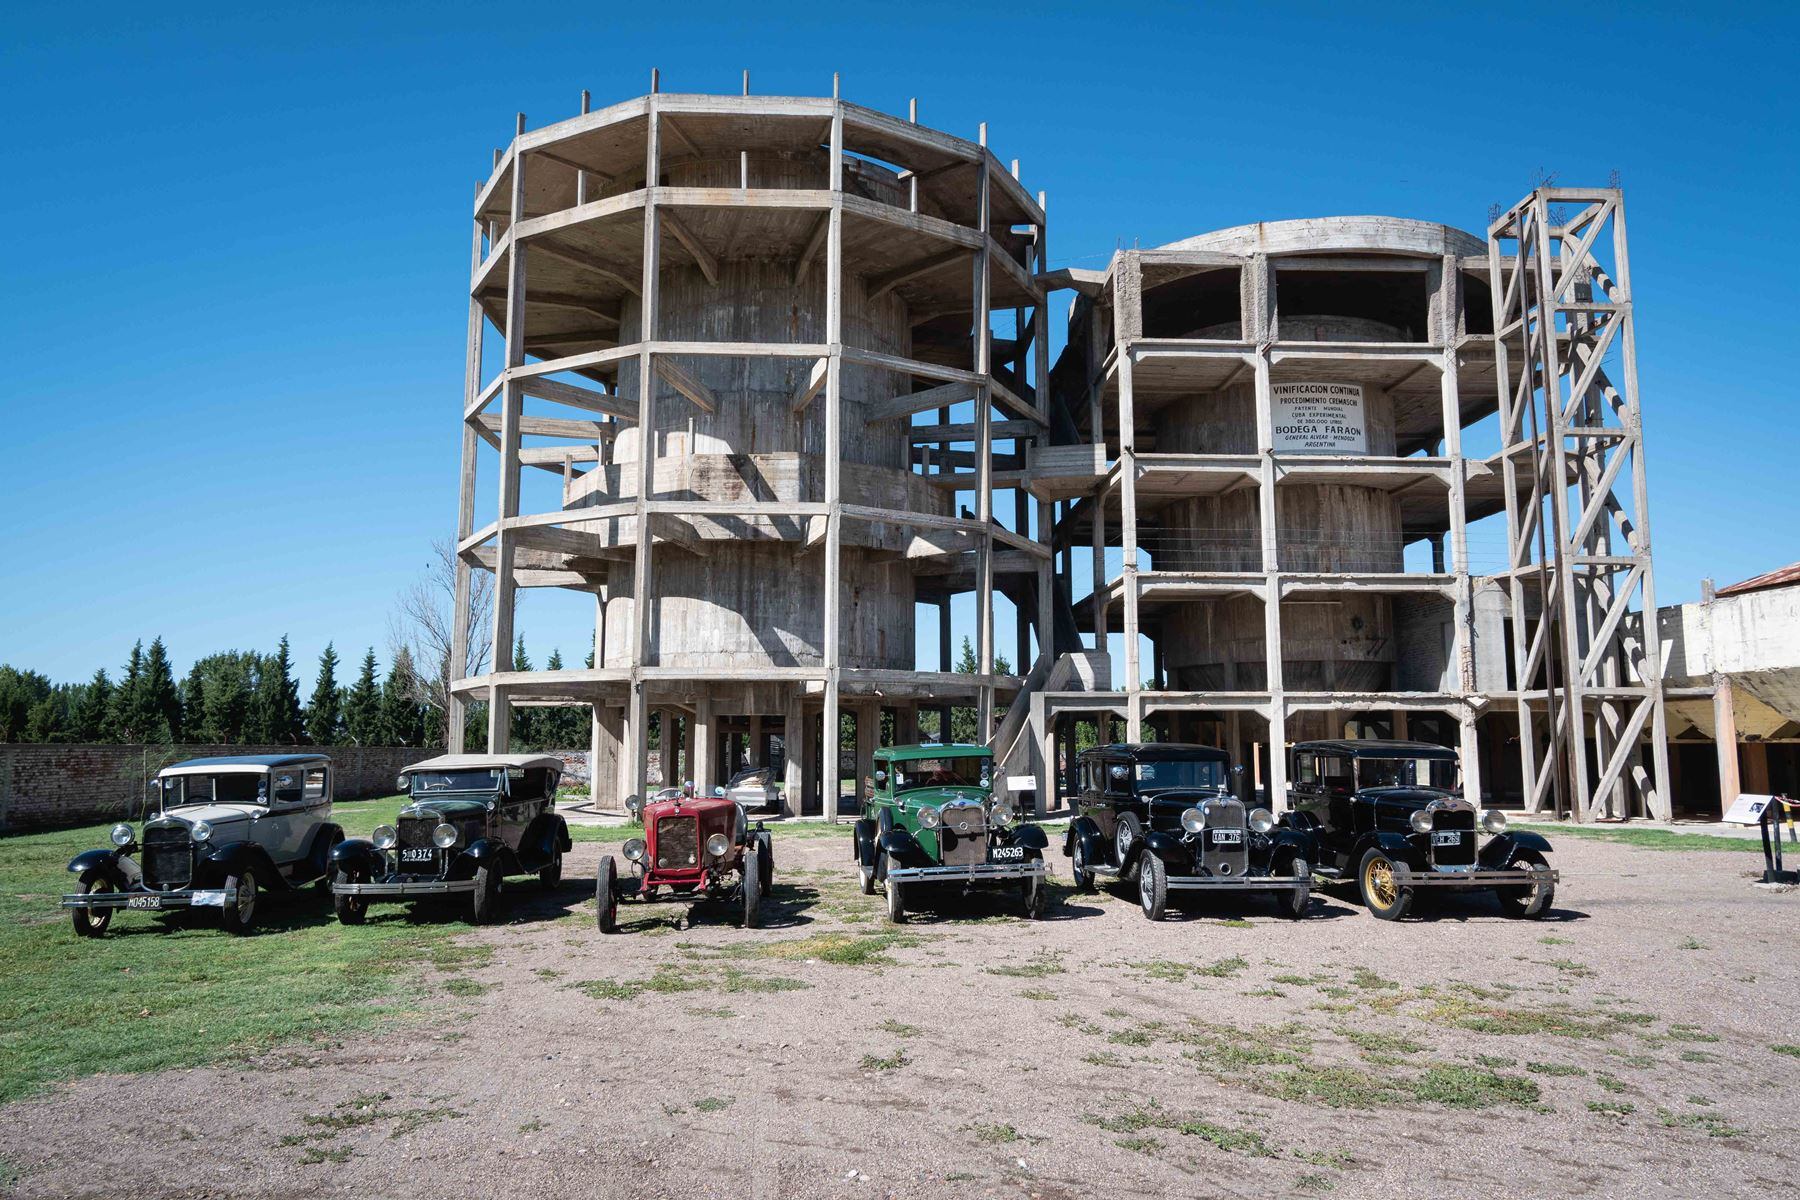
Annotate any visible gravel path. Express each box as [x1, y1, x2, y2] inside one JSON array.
[[4, 835, 1797, 1199]]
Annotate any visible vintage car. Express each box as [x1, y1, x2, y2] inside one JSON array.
[[725, 766, 781, 813], [1284, 739, 1557, 920], [596, 781, 773, 931], [1064, 743, 1312, 921], [329, 753, 571, 926], [62, 753, 344, 937], [853, 744, 1049, 923]]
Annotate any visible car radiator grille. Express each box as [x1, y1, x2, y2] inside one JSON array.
[[655, 816, 699, 869], [141, 826, 193, 890], [1431, 809, 1477, 867], [1202, 801, 1250, 877], [397, 817, 438, 848], [937, 803, 988, 867]]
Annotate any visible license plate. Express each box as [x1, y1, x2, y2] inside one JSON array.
[[1432, 831, 1462, 847], [399, 847, 436, 864], [990, 846, 1026, 862], [1210, 829, 1243, 845], [126, 895, 163, 910]]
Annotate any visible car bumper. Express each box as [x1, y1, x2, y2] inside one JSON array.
[[330, 878, 479, 898], [60, 887, 234, 910], [1392, 864, 1557, 888], [887, 860, 1046, 884], [1166, 873, 1311, 892]]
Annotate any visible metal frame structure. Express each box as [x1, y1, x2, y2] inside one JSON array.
[[1487, 187, 1671, 821], [446, 75, 1055, 819]]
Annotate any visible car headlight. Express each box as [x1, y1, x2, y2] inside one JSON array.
[[1482, 810, 1508, 834], [110, 823, 134, 847], [190, 820, 213, 843], [395, 774, 409, 793], [917, 806, 942, 830], [622, 837, 646, 862], [705, 832, 731, 858], [1410, 809, 1434, 834], [1249, 808, 1276, 835], [1180, 807, 1205, 834], [432, 823, 459, 849], [372, 824, 398, 850], [990, 806, 1014, 828]]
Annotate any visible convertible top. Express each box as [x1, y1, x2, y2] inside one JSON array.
[[1295, 739, 1459, 760]]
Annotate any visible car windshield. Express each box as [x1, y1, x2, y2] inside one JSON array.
[[160, 773, 265, 807], [1358, 757, 1458, 790], [410, 769, 503, 795], [891, 756, 990, 792], [1134, 759, 1226, 791]]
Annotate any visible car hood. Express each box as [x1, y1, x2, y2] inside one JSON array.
[[399, 798, 491, 822], [1364, 787, 1462, 811], [899, 787, 990, 809], [149, 803, 262, 830]]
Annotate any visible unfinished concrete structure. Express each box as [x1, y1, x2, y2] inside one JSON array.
[[446, 77, 1056, 816], [1028, 195, 1674, 821]]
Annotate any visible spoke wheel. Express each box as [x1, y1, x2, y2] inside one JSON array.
[[1357, 848, 1412, 921], [539, 849, 563, 890], [71, 872, 114, 938], [1070, 836, 1095, 893], [1138, 851, 1168, 921], [332, 867, 368, 925], [470, 864, 501, 925], [221, 868, 259, 936], [884, 853, 906, 924], [1274, 856, 1310, 920], [1495, 848, 1555, 919], [1021, 851, 1046, 920]]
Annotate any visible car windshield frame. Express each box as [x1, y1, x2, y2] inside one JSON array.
[[158, 772, 267, 810], [408, 768, 505, 796], [1132, 758, 1228, 793], [1355, 756, 1459, 791], [890, 755, 991, 793]]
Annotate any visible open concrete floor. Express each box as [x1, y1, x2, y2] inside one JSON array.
[[5, 834, 1797, 1199]]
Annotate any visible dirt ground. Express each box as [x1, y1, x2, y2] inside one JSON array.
[[5, 833, 1798, 1200]]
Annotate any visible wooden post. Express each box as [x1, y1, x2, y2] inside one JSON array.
[[488, 132, 529, 754], [450, 186, 485, 752]]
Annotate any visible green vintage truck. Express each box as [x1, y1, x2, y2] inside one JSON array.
[[851, 743, 1049, 923]]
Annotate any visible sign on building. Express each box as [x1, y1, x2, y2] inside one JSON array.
[[1273, 382, 1366, 453]]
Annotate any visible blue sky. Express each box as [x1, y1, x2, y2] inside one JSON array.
[[3, 1, 1795, 691]]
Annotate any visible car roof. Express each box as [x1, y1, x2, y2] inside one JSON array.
[[1082, 742, 1231, 762], [874, 743, 992, 763], [402, 753, 564, 773], [1295, 739, 1460, 760], [161, 753, 328, 776]]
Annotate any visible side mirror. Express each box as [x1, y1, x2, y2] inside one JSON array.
[[1109, 764, 1128, 782], [395, 774, 408, 793]]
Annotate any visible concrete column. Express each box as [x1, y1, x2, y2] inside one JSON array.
[[1713, 674, 1741, 817], [800, 705, 819, 818], [781, 692, 804, 818], [1743, 742, 1770, 796], [620, 697, 642, 816], [854, 701, 878, 809], [1459, 713, 1484, 807], [748, 715, 764, 769], [591, 704, 625, 813], [693, 696, 714, 795], [895, 705, 918, 746]]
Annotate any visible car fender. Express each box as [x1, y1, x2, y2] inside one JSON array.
[[460, 837, 520, 877], [519, 813, 568, 866], [1008, 823, 1048, 852], [67, 846, 128, 885], [878, 827, 928, 867], [330, 838, 383, 876], [1352, 831, 1421, 868], [852, 818, 878, 865], [202, 840, 290, 891], [1479, 830, 1551, 867], [1265, 827, 1313, 860], [297, 823, 346, 885], [1064, 814, 1103, 859], [1141, 829, 1186, 865]]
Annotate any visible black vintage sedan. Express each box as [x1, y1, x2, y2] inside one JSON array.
[[329, 753, 571, 925], [1283, 739, 1557, 921], [1064, 744, 1312, 921]]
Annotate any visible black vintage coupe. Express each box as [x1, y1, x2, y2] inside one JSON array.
[[1284, 739, 1557, 920], [329, 753, 571, 925], [1064, 744, 1312, 921]]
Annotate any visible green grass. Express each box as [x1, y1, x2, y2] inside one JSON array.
[[693, 1096, 732, 1113], [965, 1122, 1019, 1144], [1773, 1044, 1800, 1059], [1514, 823, 1761, 853], [0, 798, 494, 1105], [859, 1049, 908, 1071]]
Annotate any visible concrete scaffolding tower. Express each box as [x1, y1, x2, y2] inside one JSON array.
[[446, 77, 1055, 818], [1035, 218, 1517, 809]]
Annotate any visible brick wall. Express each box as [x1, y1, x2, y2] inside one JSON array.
[[0, 744, 425, 833]]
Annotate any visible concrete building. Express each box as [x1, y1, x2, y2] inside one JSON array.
[[446, 80, 1056, 817]]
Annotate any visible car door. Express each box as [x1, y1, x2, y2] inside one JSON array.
[[257, 768, 305, 864]]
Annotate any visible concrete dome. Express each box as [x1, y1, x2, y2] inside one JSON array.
[[1159, 216, 1483, 259]]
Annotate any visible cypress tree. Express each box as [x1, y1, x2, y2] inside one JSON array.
[[141, 638, 181, 743], [73, 669, 112, 741], [379, 646, 423, 746], [109, 641, 147, 742], [180, 662, 207, 743], [201, 655, 254, 744], [305, 643, 343, 745], [510, 636, 536, 749], [252, 636, 303, 745], [343, 648, 382, 745]]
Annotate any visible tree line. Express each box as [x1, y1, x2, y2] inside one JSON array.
[[0, 635, 590, 751]]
